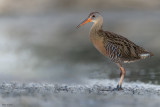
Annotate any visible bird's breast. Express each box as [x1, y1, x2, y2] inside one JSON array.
[[90, 35, 107, 56]]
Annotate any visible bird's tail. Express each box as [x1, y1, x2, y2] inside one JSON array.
[[140, 51, 154, 59]]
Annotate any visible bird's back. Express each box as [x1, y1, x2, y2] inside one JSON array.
[[98, 30, 153, 64]]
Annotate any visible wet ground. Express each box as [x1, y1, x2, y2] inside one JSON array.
[[0, 80, 160, 107]]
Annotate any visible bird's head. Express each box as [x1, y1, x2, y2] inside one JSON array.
[[77, 12, 102, 28]]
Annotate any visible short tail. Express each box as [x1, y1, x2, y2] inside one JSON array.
[[140, 52, 154, 59]]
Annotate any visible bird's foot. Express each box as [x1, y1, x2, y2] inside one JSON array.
[[112, 85, 123, 91]]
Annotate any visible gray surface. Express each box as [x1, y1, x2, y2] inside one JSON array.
[[0, 1, 160, 107], [0, 80, 160, 107]]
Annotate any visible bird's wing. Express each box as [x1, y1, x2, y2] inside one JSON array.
[[99, 30, 147, 61]]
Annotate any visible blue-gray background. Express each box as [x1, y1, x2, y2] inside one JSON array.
[[0, 0, 159, 84]]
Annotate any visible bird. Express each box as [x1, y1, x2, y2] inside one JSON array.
[[77, 12, 153, 90]]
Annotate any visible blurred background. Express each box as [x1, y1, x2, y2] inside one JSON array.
[[0, 0, 160, 85]]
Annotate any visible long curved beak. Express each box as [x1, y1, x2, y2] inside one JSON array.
[[76, 17, 91, 28]]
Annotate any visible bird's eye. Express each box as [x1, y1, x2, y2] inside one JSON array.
[[92, 15, 95, 18]]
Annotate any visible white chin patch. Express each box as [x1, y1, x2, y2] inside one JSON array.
[[92, 20, 96, 23], [140, 53, 150, 59]]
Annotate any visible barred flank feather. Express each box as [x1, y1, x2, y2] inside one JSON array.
[[98, 30, 153, 65]]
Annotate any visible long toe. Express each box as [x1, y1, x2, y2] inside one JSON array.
[[112, 85, 123, 91], [117, 85, 123, 90]]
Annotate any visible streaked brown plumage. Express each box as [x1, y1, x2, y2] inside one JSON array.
[[77, 12, 153, 90]]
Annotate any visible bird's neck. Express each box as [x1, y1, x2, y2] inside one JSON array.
[[90, 19, 103, 37]]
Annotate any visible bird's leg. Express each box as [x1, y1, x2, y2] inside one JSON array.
[[117, 67, 125, 90]]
